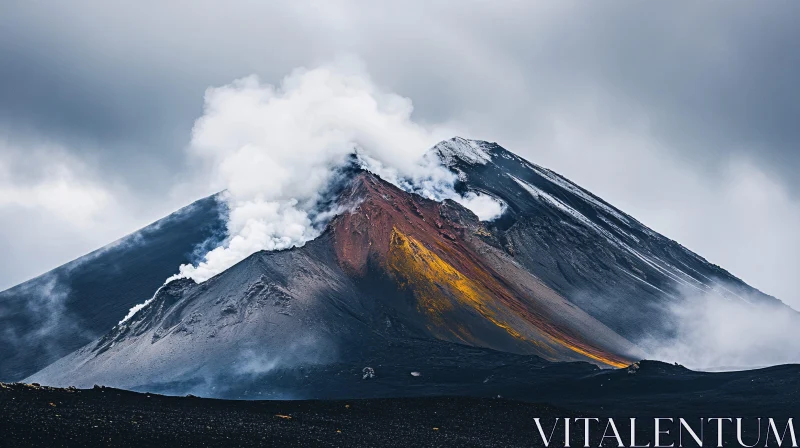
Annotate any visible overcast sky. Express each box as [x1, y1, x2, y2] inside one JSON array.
[[1, 1, 799, 307]]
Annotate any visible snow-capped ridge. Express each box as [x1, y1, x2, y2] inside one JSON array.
[[433, 137, 493, 166]]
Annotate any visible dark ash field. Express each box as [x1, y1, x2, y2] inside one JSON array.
[[1, 383, 573, 448]]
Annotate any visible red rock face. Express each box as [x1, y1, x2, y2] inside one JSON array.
[[331, 172, 636, 368], [332, 172, 465, 275]]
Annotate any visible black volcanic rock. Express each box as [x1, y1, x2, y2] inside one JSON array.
[[0, 384, 578, 448], [3, 362, 799, 447]]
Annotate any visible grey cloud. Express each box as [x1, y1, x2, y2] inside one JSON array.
[[3, 1, 798, 182], [1, 1, 799, 305]]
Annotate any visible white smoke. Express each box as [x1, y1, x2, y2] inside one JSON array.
[[165, 62, 503, 284], [455, 192, 506, 221], [168, 63, 504, 284]]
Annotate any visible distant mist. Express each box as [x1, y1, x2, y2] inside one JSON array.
[[0, 274, 96, 372], [124, 334, 337, 400], [639, 284, 800, 370], [234, 334, 334, 377]]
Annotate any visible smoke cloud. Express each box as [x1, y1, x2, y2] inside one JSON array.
[[119, 62, 506, 323], [171, 62, 504, 283]]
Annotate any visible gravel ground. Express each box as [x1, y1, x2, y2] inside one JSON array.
[[0, 383, 574, 447]]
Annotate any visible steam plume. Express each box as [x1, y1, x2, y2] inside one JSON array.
[[119, 62, 504, 323]]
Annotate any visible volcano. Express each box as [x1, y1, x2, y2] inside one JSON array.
[[3, 138, 795, 398]]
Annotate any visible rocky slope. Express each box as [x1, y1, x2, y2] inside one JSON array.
[[433, 137, 786, 342], [9, 137, 797, 397], [28, 171, 639, 393]]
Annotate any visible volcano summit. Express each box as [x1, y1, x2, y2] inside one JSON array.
[[3, 138, 796, 399]]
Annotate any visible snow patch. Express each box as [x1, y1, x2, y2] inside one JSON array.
[[511, 174, 725, 300], [434, 137, 493, 166], [510, 175, 617, 241], [526, 164, 633, 226]]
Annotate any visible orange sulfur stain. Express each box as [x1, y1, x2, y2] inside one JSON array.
[[387, 229, 520, 343], [559, 340, 627, 368], [386, 229, 628, 368], [330, 173, 629, 368]]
